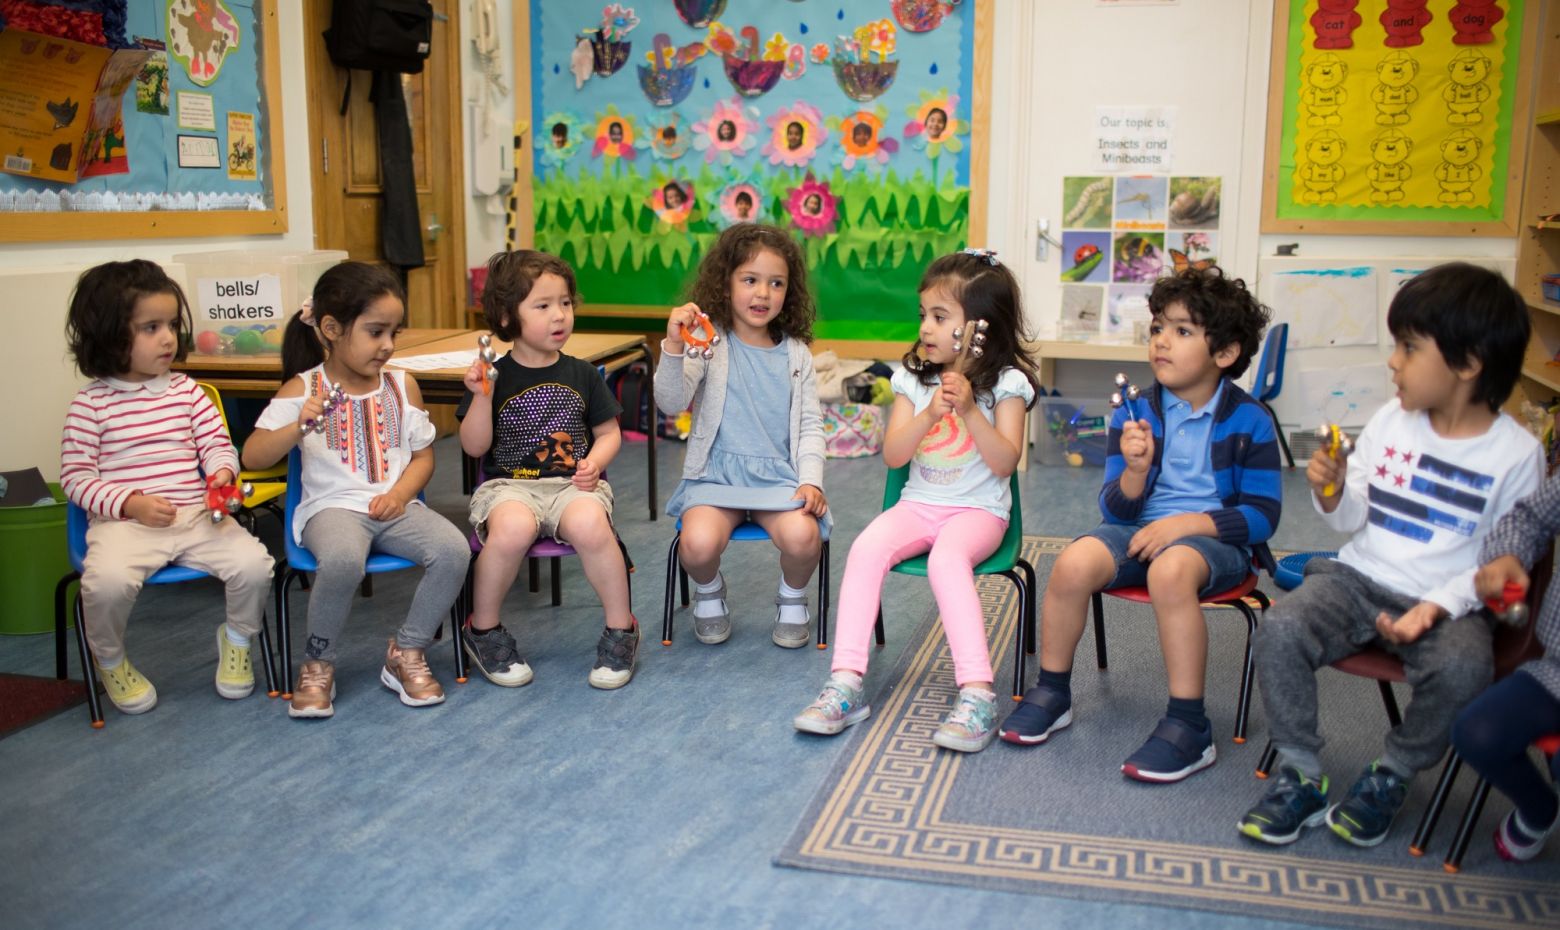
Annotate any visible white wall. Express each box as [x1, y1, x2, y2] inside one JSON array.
[[459, 0, 516, 272]]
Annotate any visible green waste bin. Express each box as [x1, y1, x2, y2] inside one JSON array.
[[0, 482, 73, 635]]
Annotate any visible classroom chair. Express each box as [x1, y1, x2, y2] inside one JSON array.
[[661, 518, 832, 648], [1441, 733, 1560, 873], [1255, 551, 1546, 865], [273, 447, 467, 698], [460, 465, 635, 618], [197, 381, 287, 530], [53, 502, 280, 728], [1251, 323, 1294, 469], [866, 465, 1035, 701], [1090, 546, 1274, 743]]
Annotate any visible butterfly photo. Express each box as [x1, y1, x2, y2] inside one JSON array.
[[1167, 231, 1218, 274]]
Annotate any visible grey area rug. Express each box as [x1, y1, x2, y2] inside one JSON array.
[[776, 537, 1560, 930]]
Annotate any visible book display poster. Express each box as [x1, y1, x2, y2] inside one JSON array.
[[0, 0, 269, 212], [527, 0, 980, 341]]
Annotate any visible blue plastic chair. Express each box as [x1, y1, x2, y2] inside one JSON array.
[[874, 466, 1036, 700], [53, 502, 279, 728], [1251, 322, 1294, 468], [661, 517, 831, 647], [273, 447, 467, 697]]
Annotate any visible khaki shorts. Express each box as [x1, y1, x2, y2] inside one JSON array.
[[468, 477, 615, 544]]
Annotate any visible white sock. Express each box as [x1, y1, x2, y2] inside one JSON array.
[[830, 669, 863, 690], [693, 573, 726, 619], [777, 579, 808, 624], [97, 656, 122, 671], [224, 625, 250, 648]]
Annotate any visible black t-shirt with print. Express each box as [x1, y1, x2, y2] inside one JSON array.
[[457, 353, 621, 480]]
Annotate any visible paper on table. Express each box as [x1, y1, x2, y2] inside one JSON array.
[[385, 349, 480, 371]]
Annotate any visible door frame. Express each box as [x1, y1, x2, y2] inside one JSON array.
[[302, 0, 468, 329]]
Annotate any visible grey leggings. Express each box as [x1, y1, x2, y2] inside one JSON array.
[[300, 506, 469, 663]]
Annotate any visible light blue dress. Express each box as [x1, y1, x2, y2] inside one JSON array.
[[665, 336, 832, 538]]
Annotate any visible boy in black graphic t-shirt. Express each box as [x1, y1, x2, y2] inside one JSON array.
[[458, 250, 637, 691]]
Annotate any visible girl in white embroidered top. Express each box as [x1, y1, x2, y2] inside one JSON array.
[[244, 262, 468, 720]]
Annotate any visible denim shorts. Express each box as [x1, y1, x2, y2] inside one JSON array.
[[1082, 521, 1252, 596]]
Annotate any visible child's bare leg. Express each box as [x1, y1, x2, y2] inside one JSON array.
[[750, 508, 821, 589], [557, 498, 632, 629], [470, 503, 539, 631], [1040, 537, 1119, 673], [1145, 546, 1212, 700], [677, 505, 743, 584]]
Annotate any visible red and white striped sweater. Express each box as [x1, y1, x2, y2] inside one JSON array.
[[60, 373, 239, 519]]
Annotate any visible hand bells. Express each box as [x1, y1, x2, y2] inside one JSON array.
[[1110, 372, 1141, 420], [302, 382, 347, 435], [477, 334, 499, 395], [205, 475, 254, 524], [1316, 424, 1353, 497], [679, 310, 720, 360]]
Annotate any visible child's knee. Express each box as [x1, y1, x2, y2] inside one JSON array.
[[772, 515, 820, 556], [1052, 539, 1113, 593], [483, 508, 539, 553], [1145, 548, 1206, 599], [562, 501, 615, 549], [83, 564, 145, 602]]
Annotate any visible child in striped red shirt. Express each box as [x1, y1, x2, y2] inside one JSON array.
[[60, 260, 274, 716]]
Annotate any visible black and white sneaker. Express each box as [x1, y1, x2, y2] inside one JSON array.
[[588, 622, 639, 690], [463, 624, 533, 687]]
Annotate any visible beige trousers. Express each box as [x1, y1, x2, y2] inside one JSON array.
[[80, 505, 274, 666]]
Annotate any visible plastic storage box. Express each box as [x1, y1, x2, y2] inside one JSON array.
[[1543, 273, 1560, 303], [0, 483, 71, 635], [1033, 395, 1112, 467], [173, 249, 347, 356]]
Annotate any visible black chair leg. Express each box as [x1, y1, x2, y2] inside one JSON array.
[[255, 622, 279, 698], [1233, 599, 1259, 744], [550, 556, 562, 607], [72, 595, 104, 727], [54, 571, 79, 681], [661, 533, 681, 646], [816, 539, 830, 649], [1410, 752, 1462, 857], [1092, 592, 1108, 669], [528, 557, 540, 593], [1019, 558, 1038, 655], [1262, 400, 1295, 468], [1379, 680, 1402, 727], [1256, 741, 1278, 778], [1444, 776, 1493, 873], [449, 604, 468, 683]]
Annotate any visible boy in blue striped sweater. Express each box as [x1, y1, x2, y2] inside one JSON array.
[[1002, 268, 1280, 784]]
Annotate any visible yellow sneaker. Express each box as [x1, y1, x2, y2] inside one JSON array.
[[215, 624, 255, 699], [96, 657, 157, 715]]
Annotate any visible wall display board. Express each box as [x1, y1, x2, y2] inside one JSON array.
[[1262, 0, 1535, 235], [520, 0, 990, 344], [0, 0, 287, 241]]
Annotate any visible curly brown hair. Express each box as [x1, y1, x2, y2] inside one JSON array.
[[1147, 266, 1270, 380], [66, 260, 193, 380], [684, 224, 814, 344], [902, 251, 1040, 408], [481, 250, 581, 342]]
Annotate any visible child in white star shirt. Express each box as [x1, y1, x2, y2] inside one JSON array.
[[1239, 262, 1541, 850]]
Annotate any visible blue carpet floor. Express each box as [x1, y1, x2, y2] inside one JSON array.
[[4, 436, 1516, 930]]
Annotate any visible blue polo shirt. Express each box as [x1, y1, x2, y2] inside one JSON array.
[[1140, 380, 1224, 522]]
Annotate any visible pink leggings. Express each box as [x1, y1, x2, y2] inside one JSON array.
[[832, 500, 1008, 686]]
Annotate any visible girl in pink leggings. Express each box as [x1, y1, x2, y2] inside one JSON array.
[[793, 250, 1039, 752]]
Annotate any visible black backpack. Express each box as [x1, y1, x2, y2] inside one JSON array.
[[324, 0, 433, 74]]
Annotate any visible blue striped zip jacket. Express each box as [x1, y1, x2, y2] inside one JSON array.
[[1099, 377, 1282, 572]]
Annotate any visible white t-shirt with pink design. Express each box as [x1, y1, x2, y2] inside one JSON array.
[[892, 366, 1034, 519]]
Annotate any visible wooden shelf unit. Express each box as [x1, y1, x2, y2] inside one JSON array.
[[1515, 7, 1560, 408]]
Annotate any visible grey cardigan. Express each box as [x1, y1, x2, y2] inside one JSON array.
[[1479, 468, 1560, 701], [653, 332, 826, 490]]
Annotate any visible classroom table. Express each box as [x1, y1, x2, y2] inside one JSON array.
[[173, 329, 659, 520]]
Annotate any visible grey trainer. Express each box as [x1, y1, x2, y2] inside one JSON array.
[[771, 593, 811, 648], [692, 573, 731, 644]]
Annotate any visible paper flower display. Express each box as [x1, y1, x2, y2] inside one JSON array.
[[600, 4, 639, 42], [674, 0, 726, 28], [904, 90, 964, 157], [892, 0, 955, 33], [705, 21, 739, 57], [834, 108, 898, 170], [809, 43, 831, 64], [713, 182, 765, 227], [649, 179, 695, 226], [832, 21, 898, 101], [787, 175, 837, 236], [762, 102, 826, 167], [692, 97, 759, 165], [591, 106, 642, 162], [647, 112, 690, 160], [722, 25, 785, 97], [583, 5, 638, 77], [637, 33, 701, 107], [536, 112, 586, 169]]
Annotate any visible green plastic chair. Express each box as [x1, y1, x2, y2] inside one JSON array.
[[875, 465, 1037, 700]]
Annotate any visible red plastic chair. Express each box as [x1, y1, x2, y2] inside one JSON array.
[[1091, 550, 1273, 743]]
